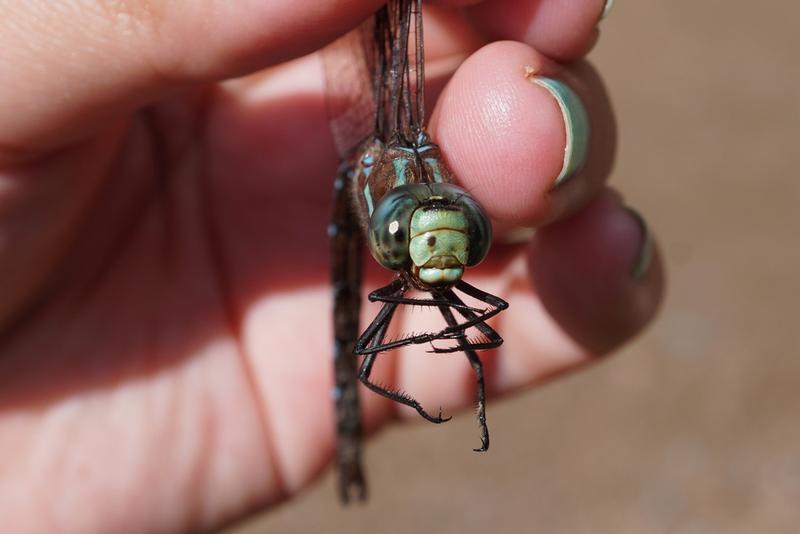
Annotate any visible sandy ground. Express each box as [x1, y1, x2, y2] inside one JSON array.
[[229, 2, 800, 532]]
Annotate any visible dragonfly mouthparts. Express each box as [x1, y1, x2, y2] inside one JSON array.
[[415, 264, 465, 286], [422, 255, 463, 269]]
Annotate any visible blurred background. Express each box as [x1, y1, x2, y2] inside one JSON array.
[[231, 1, 800, 532]]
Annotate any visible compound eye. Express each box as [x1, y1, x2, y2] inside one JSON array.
[[456, 193, 492, 267], [367, 187, 420, 270]]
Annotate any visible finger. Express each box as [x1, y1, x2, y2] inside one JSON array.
[[0, 0, 382, 158], [501, 191, 664, 389], [429, 40, 616, 234], [465, 0, 611, 62], [393, 191, 663, 418]]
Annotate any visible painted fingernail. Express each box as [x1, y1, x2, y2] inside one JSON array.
[[600, 0, 615, 20], [525, 68, 590, 187], [625, 207, 653, 280]]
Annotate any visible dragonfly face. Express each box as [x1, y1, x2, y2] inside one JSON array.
[[359, 136, 492, 289], [367, 181, 492, 288]]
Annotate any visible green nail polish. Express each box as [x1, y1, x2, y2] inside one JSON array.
[[528, 75, 590, 187], [625, 207, 653, 280], [601, 0, 615, 20]]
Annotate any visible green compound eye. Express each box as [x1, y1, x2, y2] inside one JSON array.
[[367, 186, 418, 270], [367, 183, 492, 278], [451, 188, 491, 267]]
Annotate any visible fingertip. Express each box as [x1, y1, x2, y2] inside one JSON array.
[[431, 41, 566, 226], [431, 41, 615, 231]]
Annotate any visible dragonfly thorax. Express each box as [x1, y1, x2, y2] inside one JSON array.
[[367, 183, 492, 288]]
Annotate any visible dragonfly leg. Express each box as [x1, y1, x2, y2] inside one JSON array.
[[353, 280, 403, 355], [426, 288, 505, 354], [362, 283, 507, 353], [359, 355, 453, 425], [438, 303, 490, 452], [425, 281, 509, 352], [357, 299, 452, 424], [368, 287, 484, 315], [455, 280, 509, 311], [357, 282, 506, 354]]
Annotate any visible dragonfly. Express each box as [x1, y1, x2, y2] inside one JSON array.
[[324, 0, 508, 503]]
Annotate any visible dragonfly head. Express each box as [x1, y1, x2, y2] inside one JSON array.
[[367, 183, 492, 287]]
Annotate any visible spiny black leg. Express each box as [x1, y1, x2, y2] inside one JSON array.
[[422, 280, 509, 352], [455, 280, 509, 311], [357, 281, 507, 355], [449, 288, 504, 345], [368, 290, 485, 314], [359, 357, 453, 424], [357, 300, 452, 424], [356, 331, 439, 355], [413, 282, 507, 345], [426, 289, 504, 354], [361, 288, 505, 353], [354, 283, 405, 355], [367, 277, 405, 300], [427, 335, 502, 354], [438, 303, 490, 452]]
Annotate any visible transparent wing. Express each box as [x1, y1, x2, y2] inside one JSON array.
[[322, 19, 377, 158]]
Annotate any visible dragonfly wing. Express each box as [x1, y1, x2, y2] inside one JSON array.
[[322, 19, 377, 158]]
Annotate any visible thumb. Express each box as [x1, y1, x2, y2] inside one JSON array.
[[0, 0, 380, 158]]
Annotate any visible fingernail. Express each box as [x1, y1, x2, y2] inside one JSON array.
[[600, 0, 615, 21], [526, 69, 590, 187], [625, 207, 653, 280]]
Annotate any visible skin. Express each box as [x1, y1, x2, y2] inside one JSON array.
[[0, 1, 663, 533]]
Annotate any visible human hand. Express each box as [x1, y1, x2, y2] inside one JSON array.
[[0, 1, 662, 532]]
